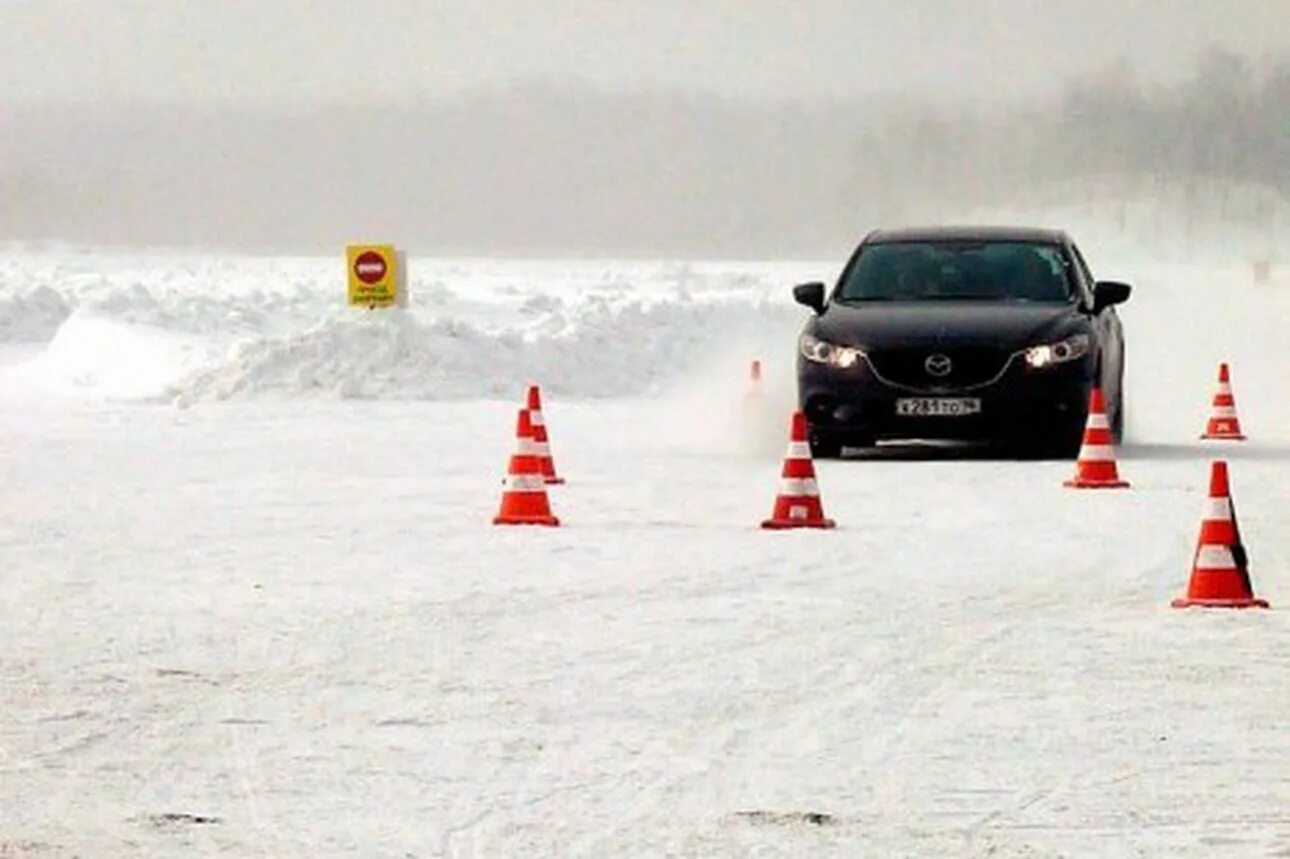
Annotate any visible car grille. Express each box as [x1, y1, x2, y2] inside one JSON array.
[[866, 346, 1012, 390]]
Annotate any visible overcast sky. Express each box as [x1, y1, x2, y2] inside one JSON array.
[[2, 0, 1289, 105]]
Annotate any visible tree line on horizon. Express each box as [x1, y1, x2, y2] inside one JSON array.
[[2, 49, 1285, 257]]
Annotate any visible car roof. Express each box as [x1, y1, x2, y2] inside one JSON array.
[[864, 225, 1070, 245]]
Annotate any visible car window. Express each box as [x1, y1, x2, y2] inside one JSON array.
[[1067, 243, 1098, 305], [1069, 243, 1095, 284], [837, 241, 1076, 303]]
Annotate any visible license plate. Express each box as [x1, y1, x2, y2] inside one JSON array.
[[896, 397, 982, 417]]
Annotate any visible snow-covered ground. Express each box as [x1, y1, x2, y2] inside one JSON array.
[[1, 248, 1287, 857]]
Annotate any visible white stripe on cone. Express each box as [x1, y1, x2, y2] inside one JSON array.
[[1217, 383, 1233, 395], [1203, 497, 1233, 521], [1210, 406, 1238, 418], [777, 478, 820, 497], [786, 442, 812, 459], [1195, 544, 1237, 570], [1076, 444, 1116, 461], [1087, 413, 1110, 429], [505, 474, 547, 491]]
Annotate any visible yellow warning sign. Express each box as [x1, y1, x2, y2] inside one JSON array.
[[346, 244, 399, 308]]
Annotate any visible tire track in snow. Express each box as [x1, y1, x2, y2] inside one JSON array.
[[679, 562, 1077, 839]]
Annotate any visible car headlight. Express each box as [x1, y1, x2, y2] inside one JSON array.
[[800, 333, 864, 368], [1024, 333, 1090, 369]]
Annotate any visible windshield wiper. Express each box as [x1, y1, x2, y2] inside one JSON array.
[[916, 294, 1008, 301]]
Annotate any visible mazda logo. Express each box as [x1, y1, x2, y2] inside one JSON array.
[[925, 353, 953, 377]]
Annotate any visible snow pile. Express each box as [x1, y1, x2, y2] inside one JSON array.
[[0, 251, 821, 403], [25, 310, 225, 401], [168, 297, 801, 403], [77, 282, 278, 337], [0, 285, 72, 342]]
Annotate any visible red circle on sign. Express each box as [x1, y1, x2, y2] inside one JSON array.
[[353, 250, 387, 285]]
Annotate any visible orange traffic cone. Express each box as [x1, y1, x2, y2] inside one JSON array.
[[1064, 387, 1129, 489], [1172, 460, 1268, 608], [762, 412, 836, 529], [494, 409, 560, 527], [1200, 363, 1247, 440], [741, 359, 764, 414], [746, 360, 763, 397], [525, 384, 565, 485]]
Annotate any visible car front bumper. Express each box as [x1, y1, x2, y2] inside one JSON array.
[[797, 352, 1095, 444]]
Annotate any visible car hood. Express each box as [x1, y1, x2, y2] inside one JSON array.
[[811, 301, 1085, 351]]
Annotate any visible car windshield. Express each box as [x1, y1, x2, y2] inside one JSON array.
[[837, 241, 1075, 303]]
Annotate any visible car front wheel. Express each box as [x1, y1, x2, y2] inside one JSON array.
[[1111, 395, 1125, 444], [808, 432, 843, 460]]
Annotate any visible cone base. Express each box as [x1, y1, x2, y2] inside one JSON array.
[[1063, 478, 1130, 489], [761, 518, 836, 530], [1171, 596, 1269, 609], [493, 515, 561, 527], [1200, 434, 1247, 441]]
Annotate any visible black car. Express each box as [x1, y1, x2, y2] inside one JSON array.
[[793, 226, 1130, 457]]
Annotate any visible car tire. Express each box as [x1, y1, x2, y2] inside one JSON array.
[[808, 432, 843, 460], [844, 433, 876, 452], [1055, 420, 1085, 459], [1111, 394, 1125, 444]]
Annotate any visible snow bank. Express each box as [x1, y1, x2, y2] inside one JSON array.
[[168, 298, 801, 404], [0, 253, 819, 403], [24, 310, 224, 401], [0, 285, 72, 342]]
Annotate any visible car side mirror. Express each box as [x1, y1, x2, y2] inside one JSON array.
[[1093, 280, 1131, 313], [793, 282, 827, 315]]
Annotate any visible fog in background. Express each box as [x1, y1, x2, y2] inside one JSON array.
[[2, 1, 1289, 258]]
